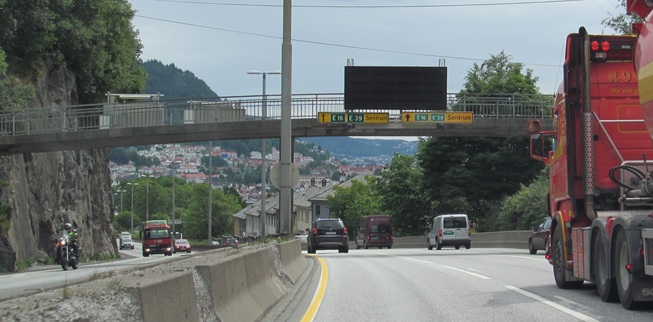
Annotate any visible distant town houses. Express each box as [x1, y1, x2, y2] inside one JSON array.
[[109, 143, 389, 238], [110, 143, 385, 205]]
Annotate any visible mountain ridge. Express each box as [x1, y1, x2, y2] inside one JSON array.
[[298, 137, 418, 158]]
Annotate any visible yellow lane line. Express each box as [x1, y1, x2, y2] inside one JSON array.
[[300, 255, 328, 322]]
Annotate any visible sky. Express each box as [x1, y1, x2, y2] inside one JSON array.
[[129, 0, 624, 141]]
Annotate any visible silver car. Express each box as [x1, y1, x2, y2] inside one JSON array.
[[120, 237, 135, 250]]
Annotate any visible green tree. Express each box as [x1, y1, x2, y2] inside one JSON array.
[[601, 0, 643, 34], [0, 50, 33, 111], [182, 184, 242, 240], [418, 52, 545, 230], [0, 0, 146, 103], [327, 176, 382, 239], [492, 168, 549, 232], [112, 211, 132, 233], [376, 153, 429, 235], [109, 148, 131, 165], [201, 155, 228, 170], [143, 60, 218, 99], [461, 51, 539, 95]]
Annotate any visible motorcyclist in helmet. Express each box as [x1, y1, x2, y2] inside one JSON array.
[[64, 223, 79, 258]]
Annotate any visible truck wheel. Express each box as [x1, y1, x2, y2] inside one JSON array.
[[593, 233, 617, 302], [427, 239, 433, 250], [552, 226, 583, 289], [529, 239, 537, 255], [465, 242, 471, 250], [615, 231, 641, 310], [436, 238, 442, 250], [364, 241, 368, 249]]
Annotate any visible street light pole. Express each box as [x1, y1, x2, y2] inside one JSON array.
[[248, 70, 280, 239], [114, 189, 126, 213], [143, 174, 154, 222], [171, 167, 176, 234], [127, 182, 138, 233], [208, 141, 212, 243], [119, 189, 125, 214]]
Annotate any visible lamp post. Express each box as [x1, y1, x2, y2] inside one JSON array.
[[208, 141, 212, 243], [143, 174, 154, 222], [118, 189, 126, 213], [127, 182, 138, 233], [170, 167, 177, 234], [247, 70, 280, 238]]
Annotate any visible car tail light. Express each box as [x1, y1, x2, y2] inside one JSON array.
[[438, 229, 443, 238], [312, 227, 318, 235], [343, 227, 348, 235], [468, 229, 471, 237]]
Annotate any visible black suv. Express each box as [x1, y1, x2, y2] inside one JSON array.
[[307, 218, 349, 254]]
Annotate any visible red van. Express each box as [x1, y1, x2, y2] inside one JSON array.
[[355, 215, 393, 249]]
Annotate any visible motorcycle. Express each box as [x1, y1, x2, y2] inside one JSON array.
[[55, 235, 79, 271]]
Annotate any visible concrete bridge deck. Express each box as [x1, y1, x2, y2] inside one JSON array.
[[0, 93, 554, 155]]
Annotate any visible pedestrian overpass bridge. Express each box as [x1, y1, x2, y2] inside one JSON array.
[[0, 93, 554, 156]]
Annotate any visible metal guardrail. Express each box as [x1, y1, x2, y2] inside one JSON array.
[[0, 93, 553, 137]]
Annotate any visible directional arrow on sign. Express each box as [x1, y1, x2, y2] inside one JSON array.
[[404, 113, 411, 122]]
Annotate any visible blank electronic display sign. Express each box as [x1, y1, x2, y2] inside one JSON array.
[[344, 66, 447, 110]]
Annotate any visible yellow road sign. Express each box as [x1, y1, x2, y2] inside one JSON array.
[[401, 111, 473, 123], [318, 112, 346, 123], [318, 112, 389, 124]]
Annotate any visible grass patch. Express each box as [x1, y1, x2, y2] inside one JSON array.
[[107, 277, 123, 291], [0, 203, 12, 232], [62, 279, 72, 300], [15, 260, 31, 271]]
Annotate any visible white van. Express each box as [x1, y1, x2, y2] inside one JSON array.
[[427, 214, 471, 250]]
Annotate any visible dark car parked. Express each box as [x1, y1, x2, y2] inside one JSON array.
[[307, 218, 349, 254], [529, 216, 551, 254]]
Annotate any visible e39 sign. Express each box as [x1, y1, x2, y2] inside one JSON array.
[[344, 66, 447, 110]]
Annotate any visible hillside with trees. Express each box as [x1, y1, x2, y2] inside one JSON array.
[[143, 59, 219, 99]]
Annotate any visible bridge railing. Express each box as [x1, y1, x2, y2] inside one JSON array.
[[0, 93, 554, 136]]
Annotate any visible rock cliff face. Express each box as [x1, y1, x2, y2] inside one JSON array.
[[0, 63, 118, 272]]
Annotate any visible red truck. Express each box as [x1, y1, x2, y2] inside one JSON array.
[[527, 13, 653, 309], [142, 221, 174, 257]]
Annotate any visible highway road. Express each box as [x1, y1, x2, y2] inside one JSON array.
[[293, 248, 653, 322], [0, 242, 190, 302], [3, 246, 653, 321]]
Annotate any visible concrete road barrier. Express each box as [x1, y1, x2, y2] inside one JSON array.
[[346, 230, 534, 250], [278, 240, 308, 283], [123, 270, 199, 322], [117, 240, 306, 322]]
